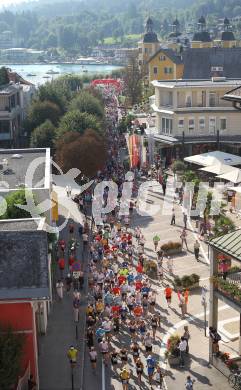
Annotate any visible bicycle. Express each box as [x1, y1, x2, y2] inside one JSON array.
[[228, 370, 241, 388]]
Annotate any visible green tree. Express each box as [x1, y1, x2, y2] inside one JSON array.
[[0, 325, 25, 390], [27, 100, 61, 131], [57, 110, 101, 137], [1, 190, 33, 219], [0, 21, 10, 32], [30, 120, 56, 149], [55, 129, 107, 177], [69, 91, 105, 119], [37, 82, 68, 113], [0, 67, 9, 86], [123, 54, 143, 106]]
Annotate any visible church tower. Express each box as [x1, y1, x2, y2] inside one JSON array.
[[191, 16, 212, 48], [138, 17, 160, 75]]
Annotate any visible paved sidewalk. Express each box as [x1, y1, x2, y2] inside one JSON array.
[[38, 205, 86, 389]]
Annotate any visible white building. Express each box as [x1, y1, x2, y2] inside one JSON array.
[[151, 77, 241, 163]]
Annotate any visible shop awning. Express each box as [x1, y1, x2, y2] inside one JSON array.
[[184, 151, 241, 167], [218, 167, 241, 184], [199, 163, 235, 175]]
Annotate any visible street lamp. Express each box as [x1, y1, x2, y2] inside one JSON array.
[[201, 286, 207, 336]]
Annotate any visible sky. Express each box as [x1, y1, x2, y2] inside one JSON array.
[[0, 0, 33, 8]]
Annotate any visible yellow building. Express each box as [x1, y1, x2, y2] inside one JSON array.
[[138, 17, 160, 75], [191, 16, 213, 49], [148, 48, 184, 81]]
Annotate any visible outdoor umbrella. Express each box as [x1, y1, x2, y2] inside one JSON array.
[[199, 163, 235, 175], [217, 167, 241, 184], [184, 151, 241, 166]]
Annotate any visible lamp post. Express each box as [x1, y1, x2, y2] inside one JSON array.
[[201, 286, 207, 336]]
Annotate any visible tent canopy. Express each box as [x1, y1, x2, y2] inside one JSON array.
[[199, 163, 235, 175], [227, 186, 241, 194], [184, 151, 241, 167], [217, 167, 241, 184]]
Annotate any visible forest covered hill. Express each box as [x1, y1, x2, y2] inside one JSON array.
[[0, 0, 240, 54]]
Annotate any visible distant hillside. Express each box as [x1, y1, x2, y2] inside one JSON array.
[[0, 0, 240, 55]]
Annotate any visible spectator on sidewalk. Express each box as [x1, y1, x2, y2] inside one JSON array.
[[183, 212, 188, 229], [194, 240, 200, 261], [178, 337, 187, 367], [164, 285, 173, 307], [180, 228, 188, 250], [170, 208, 176, 225], [56, 280, 64, 300]]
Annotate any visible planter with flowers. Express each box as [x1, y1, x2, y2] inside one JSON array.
[[211, 276, 241, 304], [164, 334, 180, 366], [173, 274, 200, 291], [213, 351, 239, 377], [161, 241, 183, 256]]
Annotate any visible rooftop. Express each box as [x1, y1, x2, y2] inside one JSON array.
[[0, 218, 43, 231], [0, 218, 49, 300], [183, 48, 241, 79], [152, 78, 241, 88], [148, 48, 183, 64], [0, 83, 21, 95], [0, 148, 51, 191], [209, 230, 241, 262]]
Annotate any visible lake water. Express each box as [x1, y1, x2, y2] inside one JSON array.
[[2, 63, 121, 85]]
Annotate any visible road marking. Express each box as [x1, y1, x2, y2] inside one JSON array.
[[159, 304, 229, 367], [187, 216, 210, 265], [102, 359, 105, 390]]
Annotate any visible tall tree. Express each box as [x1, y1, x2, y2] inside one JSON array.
[[55, 129, 107, 177], [27, 100, 61, 130], [69, 91, 105, 119], [0, 326, 25, 390], [123, 54, 143, 106], [57, 110, 101, 137], [30, 120, 56, 149]]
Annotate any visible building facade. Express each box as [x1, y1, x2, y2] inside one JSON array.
[[151, 78, 241, 163], [138, 17, 160, 75], [0, 83, 23, 148], [148, 48, 184, 82]]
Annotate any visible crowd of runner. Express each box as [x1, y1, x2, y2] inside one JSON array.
[[58, 91, 196, 390]]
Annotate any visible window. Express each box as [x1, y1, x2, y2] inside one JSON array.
[[188, 118, 195, 132], [178, 118, 184, 128], [144, 48, 148, 54], [139, 60, 142, 66], [199, 117, 205, 132], [160, 55, 166, 61], [220, 118, 227, 131], [164, 67, 173, 74], [153, 67, 158, 75], [161, 117, 173, 134], [209, 92, 216, 107], [209, 117, 216, 134], [185, 94, 192, 107], [0, 120, 10, 133], [139, 48, 142, 53]]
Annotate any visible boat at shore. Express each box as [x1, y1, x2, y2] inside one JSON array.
[[26, 73, 37, 77], [46, 69, 60, 75]]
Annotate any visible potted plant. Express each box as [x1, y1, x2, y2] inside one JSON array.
[[213, 351, 233, 377], [145, 259, 157, 277], [173, 274, 200, 291], [161, 241, 182, 255], [165, 334, 180, 366]]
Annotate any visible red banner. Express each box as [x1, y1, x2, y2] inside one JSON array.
[[129, 135, 140, 168]]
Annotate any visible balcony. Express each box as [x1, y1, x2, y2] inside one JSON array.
[[0, 132, 11, 141], [0, 105, 21, 119], [212, 273, 241, 310]]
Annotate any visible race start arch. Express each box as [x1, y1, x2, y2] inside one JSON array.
[[91, 78, 123, 94]]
